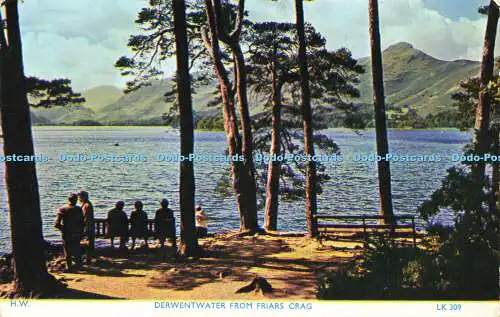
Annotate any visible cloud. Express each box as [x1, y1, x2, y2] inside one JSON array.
[[16, 0, 498, 91], [19, 0, 143, 91], [246, 0, 495, 61]]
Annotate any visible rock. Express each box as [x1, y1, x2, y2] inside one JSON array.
[[235, 276, 273, 294]]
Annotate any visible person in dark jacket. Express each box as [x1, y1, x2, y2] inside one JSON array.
[[154, 199, 176, 248], [107, 201, 128, 249], [78, 190, 94, 264], [129, 200, 149, 250], [55, 193, 84, 271]]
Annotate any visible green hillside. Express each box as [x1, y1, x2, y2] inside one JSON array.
[[30, 42, 481, 126], [357, 42, 479, 116], [82, 85, 123, 112]]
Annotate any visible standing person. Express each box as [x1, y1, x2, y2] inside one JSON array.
[[55, 193, 84, 272], [107, 201, 128, 249], [195, 205, 208, 238], [129, 201, 149, 250], [154, 199, 176, 248], [78, 190, 94, 264]]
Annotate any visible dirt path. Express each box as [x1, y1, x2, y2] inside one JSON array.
[[1, 231, 364, 299]]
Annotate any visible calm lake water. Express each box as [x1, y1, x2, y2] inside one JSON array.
[[0, 127, 470, 253]]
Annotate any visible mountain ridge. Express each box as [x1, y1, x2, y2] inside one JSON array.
[[31, 41, 480, 126]]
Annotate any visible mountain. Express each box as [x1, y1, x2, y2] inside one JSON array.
[[94, 79, 219, 124], [30, 85, 122, 125], [357, 42, 479, 116], [30, 42, 481, 126], [82, 85, 123, 112]]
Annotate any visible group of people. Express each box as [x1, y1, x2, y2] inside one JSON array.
[[106, 198, 177, 250], [54, 191, 94, 272], [54, 191, 209, 271]]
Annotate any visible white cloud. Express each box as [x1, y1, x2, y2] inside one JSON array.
[[19, 0, 144, 91], [16, 0, 498, 91], [247, 0, 495, 61]]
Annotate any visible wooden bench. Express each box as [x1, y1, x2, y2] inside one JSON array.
[[316, 214, 417, 246], [93, 218, 176, 240]]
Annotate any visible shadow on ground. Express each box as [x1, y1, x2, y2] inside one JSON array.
[[42, 233, 357, 299], [53, 288, 122, 299], [146, 234, 353, 298]]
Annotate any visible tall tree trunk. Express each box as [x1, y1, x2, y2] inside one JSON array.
[[264, 57, 282, 231], [0, 1, 58, 296], [203, 0, 250, 231], [231, 44, 258, 231], [474, 1, 499, 180], [294, 0, 318, 237], [213, 0, 258, 232], [368, 0, 395, 225], [173, 0, 199, 256], [490, 126, 500, 212]]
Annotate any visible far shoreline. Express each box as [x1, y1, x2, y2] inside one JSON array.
[[29, 125, 467, 132]]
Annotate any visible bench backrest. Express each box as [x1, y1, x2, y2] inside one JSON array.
[[93, 218, 175, 238]]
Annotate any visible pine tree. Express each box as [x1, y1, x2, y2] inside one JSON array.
[[0, 0, 62, 297]]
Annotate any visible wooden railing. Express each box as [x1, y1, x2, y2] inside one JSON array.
[[316, 214, 417, 246], [93, 218, 176, 239]]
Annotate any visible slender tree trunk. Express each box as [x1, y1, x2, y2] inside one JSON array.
[[173, 0, 199, 256], [368, 0, 395, 225], [264, 57, 282, 231], [294, 0, 318, 237], [212, 0, 258, 232], [474, 1, 499, 180], [231, 44, 258, 231], [203, 0, 249, 231], [490, 126, 500, 212], [0, 1, 59, 296]]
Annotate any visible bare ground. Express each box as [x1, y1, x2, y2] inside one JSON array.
[[0, 230, 367, 299]]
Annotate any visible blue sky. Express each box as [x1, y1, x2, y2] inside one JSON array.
[[424, 0, 485, 20], [16, 0, 497, 91]]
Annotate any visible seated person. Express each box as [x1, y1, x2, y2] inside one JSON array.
[[107, 201, 128, 249], [195, 205, 208, 238], [129, 200, 149, 250], [154, 199, 176, 248]]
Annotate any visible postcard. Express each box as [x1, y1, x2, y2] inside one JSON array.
[[0, 1, 498, 317]]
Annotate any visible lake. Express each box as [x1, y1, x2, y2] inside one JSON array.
[[0, 127, 471, 253]]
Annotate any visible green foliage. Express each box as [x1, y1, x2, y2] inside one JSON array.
[[115, 0, 208, 94], [318, 234, 429, 299], [71, 120, 102, 126], [317, 226, 498, 299], [245, 21, 364, 201], [319, 137, 499, 299], [115, 0, 215, 127], [418, 162, 499, 299], [26, 76, 85, 108], [195, 114, 225, 131], [388, 106, 427, 128], [424, 110, 461, 128]]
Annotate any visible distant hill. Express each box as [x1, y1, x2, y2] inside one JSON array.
[[357, 42, 479, 116], [82, 85, 123, 112], [94, 79, 220, 125], [30, 42, 481, 126]]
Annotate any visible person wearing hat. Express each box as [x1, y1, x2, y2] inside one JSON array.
[[195, 205, 208, 238], [78, 190, 94, 264], [154, 199, 176, 248], [129, 200, 149, 250], [55, 193, 85, 272], [107, 201, 128, 249]]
